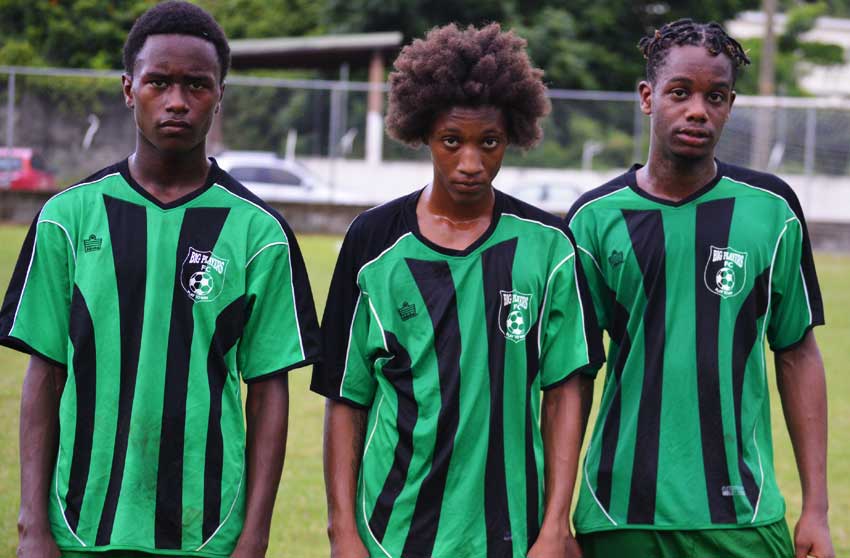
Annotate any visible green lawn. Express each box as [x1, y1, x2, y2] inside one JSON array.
[[0, 225, 848, 556]]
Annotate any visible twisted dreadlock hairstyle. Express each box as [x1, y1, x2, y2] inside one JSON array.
[[639, 19, 750, 84]]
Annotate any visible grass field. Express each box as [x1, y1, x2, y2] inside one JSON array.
[[0, 224, 848, 557]]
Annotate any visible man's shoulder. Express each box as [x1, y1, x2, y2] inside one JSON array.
[[41, 162, 124, 215], [345, 192, 415, 251], [566, 170, 634, 225], [210, 165, 298, 240], [718, 161, 804, 221]]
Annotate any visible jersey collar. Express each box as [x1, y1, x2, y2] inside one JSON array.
[[118, 157, 224, 210], [625, 159, 726, 207]]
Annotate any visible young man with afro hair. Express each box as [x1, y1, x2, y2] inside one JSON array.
[[1, 2, 320, 557], [311, 22, 604, 558], [567, 18, 833, 558]]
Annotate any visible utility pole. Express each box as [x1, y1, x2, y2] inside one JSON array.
[[752, 0, 777, 169]]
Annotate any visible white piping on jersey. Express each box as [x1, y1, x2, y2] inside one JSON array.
[[751, 420, 766, 524], [214, 184, 306, 361], [355, 232, 413, 285], [567, 186, 629, 227], [750, 219, 791, 523], [537, 253, 575, 359], [339, 293, 364, 400], [55, 446, 87, 546], [245, 241, 289, 269], [340, 232, 411, 399], [583, 451, 618, 526], [196, 459, 245, 551], [46, 171, 121, 205], [577, 244, 603, 275], [38, 219, 77, 264], [502, 213, 570, 241], [9, 224, 39, 339], [361, 393, 394, 558], [724, 175, 817, 328], [366, 293, 389, 351]]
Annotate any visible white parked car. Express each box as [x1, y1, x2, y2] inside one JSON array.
[[214, 150, 332, 203]]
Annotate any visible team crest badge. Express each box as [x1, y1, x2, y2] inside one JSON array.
[[180, 247, 228, 302], [704, 246, 747, 298], [499, 290, 533, 343]]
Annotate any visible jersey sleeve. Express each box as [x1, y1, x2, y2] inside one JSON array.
[[0, 215, 75, 366], [767, 216, 825, 351], [310, 222, 379, 407], [238, 230, 321, 382], [538, 237, 605, 389]]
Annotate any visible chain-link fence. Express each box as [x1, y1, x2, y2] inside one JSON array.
[[3, 65, 850, 187]]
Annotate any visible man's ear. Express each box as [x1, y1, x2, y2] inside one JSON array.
[[729, 89, 736, 110], [638, 80, 653, 116], [215, 82, 226, 114], [122, 74, 134, 109]]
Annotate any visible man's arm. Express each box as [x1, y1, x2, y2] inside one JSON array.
[[18, 355, 65, 558], [231, 374, 289, 558], [775, 331, 834, 558], [528, 374, 594, 558], [324, 399, 369, 558]]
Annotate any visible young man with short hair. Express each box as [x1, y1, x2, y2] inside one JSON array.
[[0, 3, 320, 557], [567, 19, 833, 558]]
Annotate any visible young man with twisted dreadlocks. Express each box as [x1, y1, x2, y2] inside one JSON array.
[[567, 19, 834, 558]]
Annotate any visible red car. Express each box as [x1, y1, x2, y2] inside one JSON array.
[[0, 148, 56, 191]]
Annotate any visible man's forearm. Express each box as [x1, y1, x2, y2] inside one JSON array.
[[775, 331, 829, 514], [235, 375, 289, 555], [19, 356, 65, 537], [538, 374, 594, 536], [324, 400, 367, 541]]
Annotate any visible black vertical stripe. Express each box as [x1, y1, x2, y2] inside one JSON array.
[[156, 207, 230, 549], [202, 295, 248, 542], [368, 332, 418, 542], [595, 297, 631, 510], [480, 239, 517, 558], [731, 267, 771, 512], [96, 196, 147, 546], [622, 209, 665, 525], [523, 319, 540, 550], [65, 286, 96, 532], [695, 198, 737, 523], [402, 258, 462, 558]]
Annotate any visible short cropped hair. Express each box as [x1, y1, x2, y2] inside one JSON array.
[[638, 18, 750, 85], [386, 23, 550, 149], [123, 1, 231, 82]]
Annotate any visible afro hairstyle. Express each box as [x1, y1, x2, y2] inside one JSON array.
[[638, 18, 750, 85], [123, 1, 230, 82], [386, 23, 550, 150]]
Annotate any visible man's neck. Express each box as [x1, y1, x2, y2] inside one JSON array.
[[128, 141, 211, 204], [636, 151, 717, 203]]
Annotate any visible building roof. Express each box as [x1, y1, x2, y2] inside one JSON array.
[[229, 32, 404, 69]]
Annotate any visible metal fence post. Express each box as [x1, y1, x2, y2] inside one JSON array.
[[804, 107, 816, 176], [5, 70, 14, 148]]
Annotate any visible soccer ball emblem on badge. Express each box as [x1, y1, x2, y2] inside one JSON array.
[[716, 266, 735, 294], [506, 309, 526, 336], [189, 271, 214, 297]]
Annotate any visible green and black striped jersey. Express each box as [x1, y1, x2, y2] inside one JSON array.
[[566, 161, 824, 533], [311, 189, 604, 558], [0, 159, 321, 556]]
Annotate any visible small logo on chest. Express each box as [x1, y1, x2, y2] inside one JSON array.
[[608, 249, 624, 268], [398, 301, 417, 321], [499, 290, 533, 342], [83, 234, 102, 252], [704, 246, 747, 298], [180, 247, 228, 302]]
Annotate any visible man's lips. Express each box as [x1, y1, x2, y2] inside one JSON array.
[[675, 127, 712, 145], [158, 120, 191, 131]]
